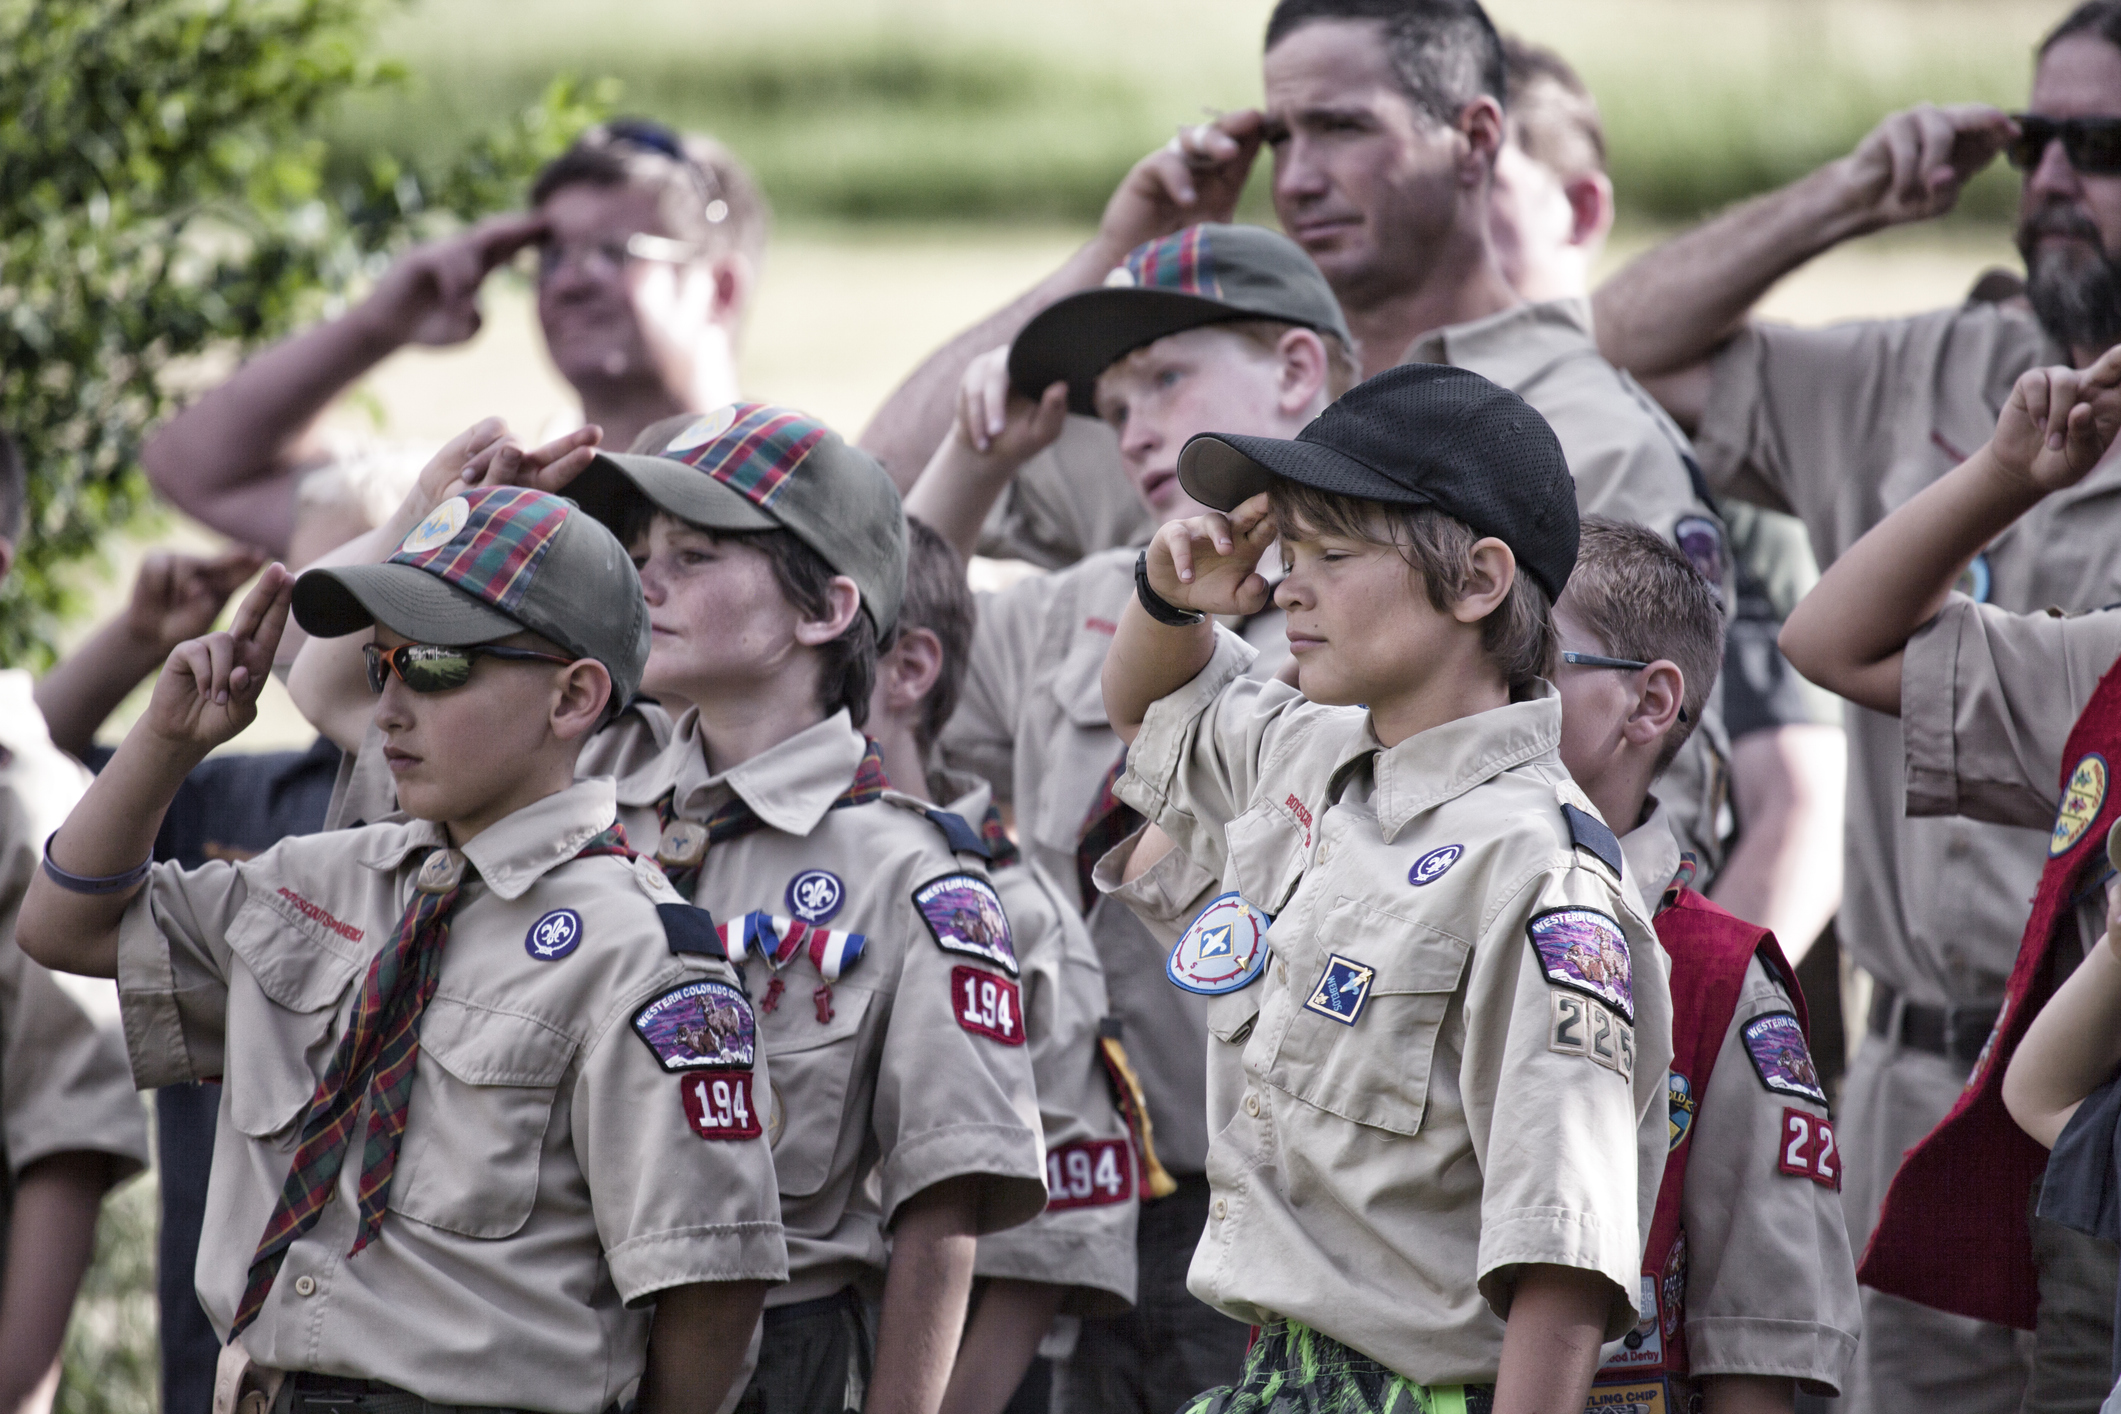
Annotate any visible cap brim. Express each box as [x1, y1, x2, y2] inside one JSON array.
[[565, 452, 781, 536], [1010, 290, 1260, 416], [1178, 433, 1432, 514], [293, 564, 524, 644]]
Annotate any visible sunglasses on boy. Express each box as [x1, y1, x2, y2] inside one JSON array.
[[1560, 651, 1688, 723], [363, 641, 577, 696], [2007, 114, 2121, 175]]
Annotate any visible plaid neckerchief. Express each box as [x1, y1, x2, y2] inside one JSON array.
[[232, 823, 632, 1335], [1075, 749, 1140, 910], [978, 804, 1021, 870], [653, 737, 889, 898]]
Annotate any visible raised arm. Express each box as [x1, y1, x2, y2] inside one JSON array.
[[17, 566, 294, 979], [1591, 104, 2016, 416], [142, 215, 547, 552], [1780, 348, 2121, 712], [858, 114, 1263, 487], [901, 348, 1068, 562]]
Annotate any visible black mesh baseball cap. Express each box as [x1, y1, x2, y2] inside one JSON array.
[[1177, 364, 1580, 600]]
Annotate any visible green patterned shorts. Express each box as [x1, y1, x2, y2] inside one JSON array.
[[1178, 1321, 1494, 1414]]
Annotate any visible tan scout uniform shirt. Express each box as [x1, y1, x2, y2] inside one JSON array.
[[1696, 301, 2096, 1006], [609, 709, 1048, 1306], [976, 417, 1156, 569], [937, 771, 1137, 1314], [1114, 631, 1673, 1384], [115, 778, 786, 1412], [1618, 813, 1861, 1393], [940, 547, 1286, 1179], [0, 672, 150, 1204]]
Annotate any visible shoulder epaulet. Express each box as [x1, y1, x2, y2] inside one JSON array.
[[880, 790, 994, 859], [656, 902, 726, 959], [1554, 782, 1624, 878]]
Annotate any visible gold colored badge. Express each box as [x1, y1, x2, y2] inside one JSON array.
[[2051, 753, 2107, 857]]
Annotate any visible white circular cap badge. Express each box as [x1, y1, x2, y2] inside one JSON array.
[[1167, 891, 1272, 995], [1103, 266, 1137, 288], [399, 496, 469, 555], [663, 405, 741, 454]]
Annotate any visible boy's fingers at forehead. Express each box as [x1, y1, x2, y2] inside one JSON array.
[[229, 564, 293, 644]]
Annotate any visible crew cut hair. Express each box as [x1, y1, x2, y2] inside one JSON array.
[[1267, 479, 1553, 698], [1564, 516, 1725, 774], [1265, 0, 1507, 128], [897, 517, 977, 755], [2044, 1, 2121, 56], [1503, 35, 1605, 180], [532, 123, 769, 263]]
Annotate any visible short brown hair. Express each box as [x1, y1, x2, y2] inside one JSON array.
[[898, 517, 977, 754], [1502, 36, 1605, 181], [1267, 479, 1554, 697], [532, 121, 770, 264], [1563, 516, 1724, 773], [1219, 320, 1364, 399]]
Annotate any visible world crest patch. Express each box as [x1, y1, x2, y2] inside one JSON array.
[[1166, 892, 1272, 995], [913, 874, 1018, 977], [1526, 907, 1634, 1024], [632, 980, 756, 1072], [1741, 1011, 1826, 1105], [2052, 753, 2108, 857]]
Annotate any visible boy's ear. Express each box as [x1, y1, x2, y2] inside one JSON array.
[[1622, 660, 1686, 746], [794, 576, 864, 647], [1564, 171, 1616, 251], [884, 627, 945, 710], [1276, 328, 1330, 419], [551, 660, 614, 742], [1449, 538, 1517, 624]]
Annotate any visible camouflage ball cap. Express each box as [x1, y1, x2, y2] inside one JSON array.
[[564, 402, 908, 636], [291, 484, 649, 709]]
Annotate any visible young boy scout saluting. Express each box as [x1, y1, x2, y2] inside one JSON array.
[[18, 485, 784, 1414], [559, 410, 1048, 1414], [1553, 518, 1858, 1412], [1101, 364, 1673, 1414]]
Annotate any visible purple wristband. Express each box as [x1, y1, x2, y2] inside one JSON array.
[[41, 834, 152, 896]]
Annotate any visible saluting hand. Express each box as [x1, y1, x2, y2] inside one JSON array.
[[954, 345, 1068, 462], [123, 548, 269, 656], [145, 564, 295, 753], [1838, 103, 2018, 230], [1994, 343, 2121, 491], [1146, 492, 1277, 617], [1098, 111, 1266, 257], [357, 213, 551, 348]]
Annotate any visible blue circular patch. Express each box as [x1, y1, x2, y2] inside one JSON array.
[[785, 869, 845, 924], [1167, 892, 1272, 995], [526, 908, 583, 961], [1409, 844, 1463, 887]]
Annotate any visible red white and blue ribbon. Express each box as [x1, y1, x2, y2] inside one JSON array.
[[717, 911, 868, 981]]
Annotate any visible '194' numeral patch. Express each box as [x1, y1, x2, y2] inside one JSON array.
[[1779, 1108, 1839, 1189], [953, 966, 1024, 1046], [681, 1071, 761, 1140], [1045, 1138, 1133, 1210], [1549, 991, 1634, 1081]]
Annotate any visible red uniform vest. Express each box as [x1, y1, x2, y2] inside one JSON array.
[[1858, 660, 2121, 1330], [1594, 886, 1807, 1401]]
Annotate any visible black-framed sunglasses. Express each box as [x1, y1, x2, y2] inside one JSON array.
[[1561, 651, 1688, 722], [362, 642, 576, 696], [2008, 114, 2121, 175]]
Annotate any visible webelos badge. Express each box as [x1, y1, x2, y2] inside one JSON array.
[[1303, 954, 1376, 1026], [1741, 1011, 1827, 1104], [399, 496, 469, 555], [1527, 907, 1634, 1024], [2052, 753, 2108, 857], [663, 404, 740, 454], [913, 874, 1019, 977], [1166, 892, 1272, 995], [786, 869, 844, 925], [525, 907, 583, 961], [1409, 844, 1462, 887], [632, 980, 757, 1072]]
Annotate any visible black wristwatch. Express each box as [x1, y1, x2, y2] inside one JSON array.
[[1135, 550, 1207, 627]]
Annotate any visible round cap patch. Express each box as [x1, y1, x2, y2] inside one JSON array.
[[785, 868, 844, 924], [2052, 753, 2107, 857], [526, 907, 583, 961], [400, 496, 469, 555], [664, 405, 740, 454], [1167, 892, 1272, 995], [1409, 844, 1463, 887]]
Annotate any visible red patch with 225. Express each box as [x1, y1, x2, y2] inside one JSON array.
[[680, 1071, 762, 1140], [952, 966, 1024, 1046]]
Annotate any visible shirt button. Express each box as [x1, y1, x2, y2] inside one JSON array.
[[293, 1276, 316, 1298], [1212, 1199, 1227, 1220], [1276, 960, 1288, 983], [1244, 1093, 1261, 1116]]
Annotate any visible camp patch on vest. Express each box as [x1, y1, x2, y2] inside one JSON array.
[[632, 980, 756, 1072], [1667, 1072, 1695, 1150], [1742, 1012, 1826, 1104], [2052, 753, 2108, 857], [1527, 907, 1634, 1024], [1597, 1274, 1664, 1373], [1166, 892, 1272, 995], [913, 874, 1019, 976], [1548, 991, 1634, 1080], [1302, 954, 1375, 1025]]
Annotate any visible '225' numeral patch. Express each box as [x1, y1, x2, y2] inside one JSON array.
[[952, 966, 1024, 1046], [1548, 990, 1634, 1080], [1779, 1108, 1839, 1189]]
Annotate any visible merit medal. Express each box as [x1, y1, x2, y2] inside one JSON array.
[[1167, 892, 1272, 995]]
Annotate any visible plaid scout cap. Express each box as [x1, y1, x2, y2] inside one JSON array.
[[291, 485, 650, 707], [1009, 223, 1354, 416], [1178, 364, 1581, 600], [564, 402, 908, 636]]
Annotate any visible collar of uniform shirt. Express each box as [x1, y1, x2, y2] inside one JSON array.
[[356, 777, 621, 900], [1618, 804, 1685, 920], [620, 706, 869, 838], [1364, 683, 1564, 842], [1398, 296, 1594, 387]]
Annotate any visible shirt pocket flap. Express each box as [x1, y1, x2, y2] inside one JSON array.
[[221, 903, 362, 1140], [1264, 897, 1470, 1136], [388, 998, 577, 1240], [227, 896, 365, 1013], [1206, 986, 1263, 1046], [761, 984, 874, 1197], [1223, 804, 1310, 914]]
